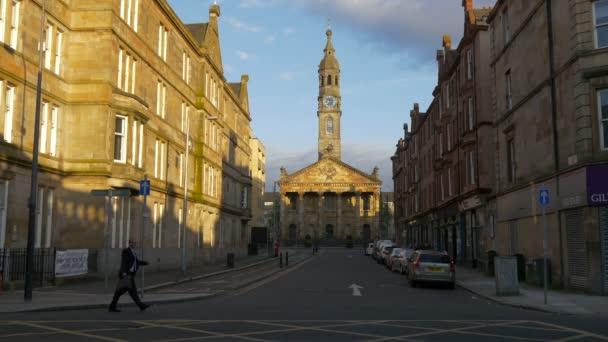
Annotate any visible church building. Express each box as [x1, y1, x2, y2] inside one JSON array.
[[278, 25, 382, 246]]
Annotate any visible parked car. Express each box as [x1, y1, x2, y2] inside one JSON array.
[[407, 250, 455, 289], [365, 243, 374, 256], [391, 248, 415, 274], [378, 245, 395, 265], [372, 240, 391, 260], [386, 248, 404, 269]]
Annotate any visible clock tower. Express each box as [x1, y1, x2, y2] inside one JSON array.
[[318, 22, 341, 160]]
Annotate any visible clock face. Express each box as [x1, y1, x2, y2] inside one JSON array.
[[323, 96, 337, 108]]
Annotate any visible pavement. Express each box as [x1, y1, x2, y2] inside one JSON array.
[[0, 249, 303, 313], [456, 266, 608, 317]]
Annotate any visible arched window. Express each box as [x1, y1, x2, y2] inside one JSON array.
[[328, 75, 332, 85], [327, 118, 334, 134]]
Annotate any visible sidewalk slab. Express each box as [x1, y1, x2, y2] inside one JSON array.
[[456, 266, 608, 317]]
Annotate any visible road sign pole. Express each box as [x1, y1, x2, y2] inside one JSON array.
[[542, 205, 548, 305], [104, 195, 109, 289]]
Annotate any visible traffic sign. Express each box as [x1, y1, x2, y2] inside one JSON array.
[[91, 189, 132, 197], [539, 189, 550, 206], [140, 179, 151, 196]]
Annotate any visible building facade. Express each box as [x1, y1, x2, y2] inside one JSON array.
[[247, 138, 266, 240], [488, 0, 608, 294], [0, 1, 260, 271], [392, 0, 493, 262], [393, 0, 608, 294], [278, 26, 381, 246]]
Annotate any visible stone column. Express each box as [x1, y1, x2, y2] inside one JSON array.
[[279, 193, 286, 243], [318, 192, 324, 238], [337, 192, 342, 239], [374, 191, 381, 240], [298, 192, 304, 242], [355, 192, 361, 237]]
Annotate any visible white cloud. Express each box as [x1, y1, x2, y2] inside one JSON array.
[[223, 17, 262, 33], [278, 71, 300, 81], [264, 34, 276, 44], [224, 65, 234, 73], [264, 142, 394, 192], [237, 50, 251, 60], [282, 27, 296, 36], [240, 0, 282, 8], [286, 0, 496, 60]]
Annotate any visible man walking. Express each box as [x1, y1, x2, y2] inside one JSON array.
[[109, 240, 150, 312]]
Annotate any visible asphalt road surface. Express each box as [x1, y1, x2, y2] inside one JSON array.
[[1, 248, 607, 341]]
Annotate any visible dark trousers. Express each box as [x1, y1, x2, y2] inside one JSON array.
[[109, 274, 145, 309]]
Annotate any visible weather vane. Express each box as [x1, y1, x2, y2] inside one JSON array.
[[327, 18, 331, 30]]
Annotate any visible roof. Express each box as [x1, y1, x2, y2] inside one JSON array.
[[229, 83, 241, 98], [185, 23, 209, 45], [280, 156, 381, 185]]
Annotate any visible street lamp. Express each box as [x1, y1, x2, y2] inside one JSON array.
[[181, 110, 217, 274]]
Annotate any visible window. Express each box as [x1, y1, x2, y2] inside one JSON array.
[[438, 95, 443, 117], [158, 23, 167, 61], [0, 180, 8, 247], [54, 29, 62, 74], [182, 51, 191, 83], [44, 24, 52, 69], [448, 168, 453, 196], [447, 123, 452, 151], [42, 22, 63, 75], [325, 194, 335, 210], [599, 89, 608, 150], [445, 85, 450, 109], [131, 119, 143, 167], [502, 8, 510, 43], [595, 1, 608, 48], [2, 81, 14, 143], [241, 187, 248, 209], [8, 0, 19, 49], [178, 207, 183, 248], [0, 0, 5, 44], [114, 116, 127, 162], [34, 187, 53, 248], [466, 49, 474, 80], [120, 0, 139, 31], [154, 139, 166, 180], [181, 102, 190, 132], [505, 70, 513, 110], [117, 48, 136, 93], [179, 152, 184, 187], [468, 97, 475, 130], [439, 132, 443, 155], [326, 118, 333, 134], [507, 139, 516, 182], [39, 102, 58, 156], [152, 202, 164, 248], [156, 80, 166, 118], [469, 151, 476, 185]]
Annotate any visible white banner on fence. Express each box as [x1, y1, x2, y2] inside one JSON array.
[[55, 249, 89, 277]]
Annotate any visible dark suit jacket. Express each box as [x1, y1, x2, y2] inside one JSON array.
[[118, 248, 148, 277]]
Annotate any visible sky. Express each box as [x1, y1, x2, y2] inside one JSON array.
[[167, 0, 497, 191]]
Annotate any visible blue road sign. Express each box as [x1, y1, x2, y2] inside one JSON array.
[[539, 189, 550, 206], [140, 179, 151, 196]]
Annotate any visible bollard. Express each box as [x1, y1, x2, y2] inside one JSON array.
[[279, 252, 283, 268], [286, 252, 289, 266]]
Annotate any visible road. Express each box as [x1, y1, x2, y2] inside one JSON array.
[[1, 248, 607, 341]]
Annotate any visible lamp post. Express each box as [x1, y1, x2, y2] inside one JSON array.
[[181, 111, 217, 274], [24, 0, 47, 302]]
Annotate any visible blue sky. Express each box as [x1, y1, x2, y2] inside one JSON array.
[[167, 0, 496, 191]]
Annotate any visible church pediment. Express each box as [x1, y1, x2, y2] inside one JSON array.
[[281, 158, 380, 185]]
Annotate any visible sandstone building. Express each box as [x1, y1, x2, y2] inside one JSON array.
[[0, 1, 262, 271], [278, 26, 381, 246]]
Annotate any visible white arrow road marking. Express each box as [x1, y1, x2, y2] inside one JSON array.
[[348, 284, 364, 296]]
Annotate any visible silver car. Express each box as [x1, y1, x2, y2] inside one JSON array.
[[407, 250, 455, 289], [386, 248, 404, 270], [391, 248, 415, 274]]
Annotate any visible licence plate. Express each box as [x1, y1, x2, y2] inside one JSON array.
[[426, 267, 441, 272]]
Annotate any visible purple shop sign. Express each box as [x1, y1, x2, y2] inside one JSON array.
[[587, 164, 608, 206]]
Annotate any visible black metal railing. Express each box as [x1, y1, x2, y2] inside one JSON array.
[[2, 248, 56, 287]]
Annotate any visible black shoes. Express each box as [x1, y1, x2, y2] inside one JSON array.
[[108, 306, 120, 312], [140, 304, 150, 311]]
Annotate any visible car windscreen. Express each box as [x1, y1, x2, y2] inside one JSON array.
[[418, 254, 450, 263], [391, 248, 403, 255]]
